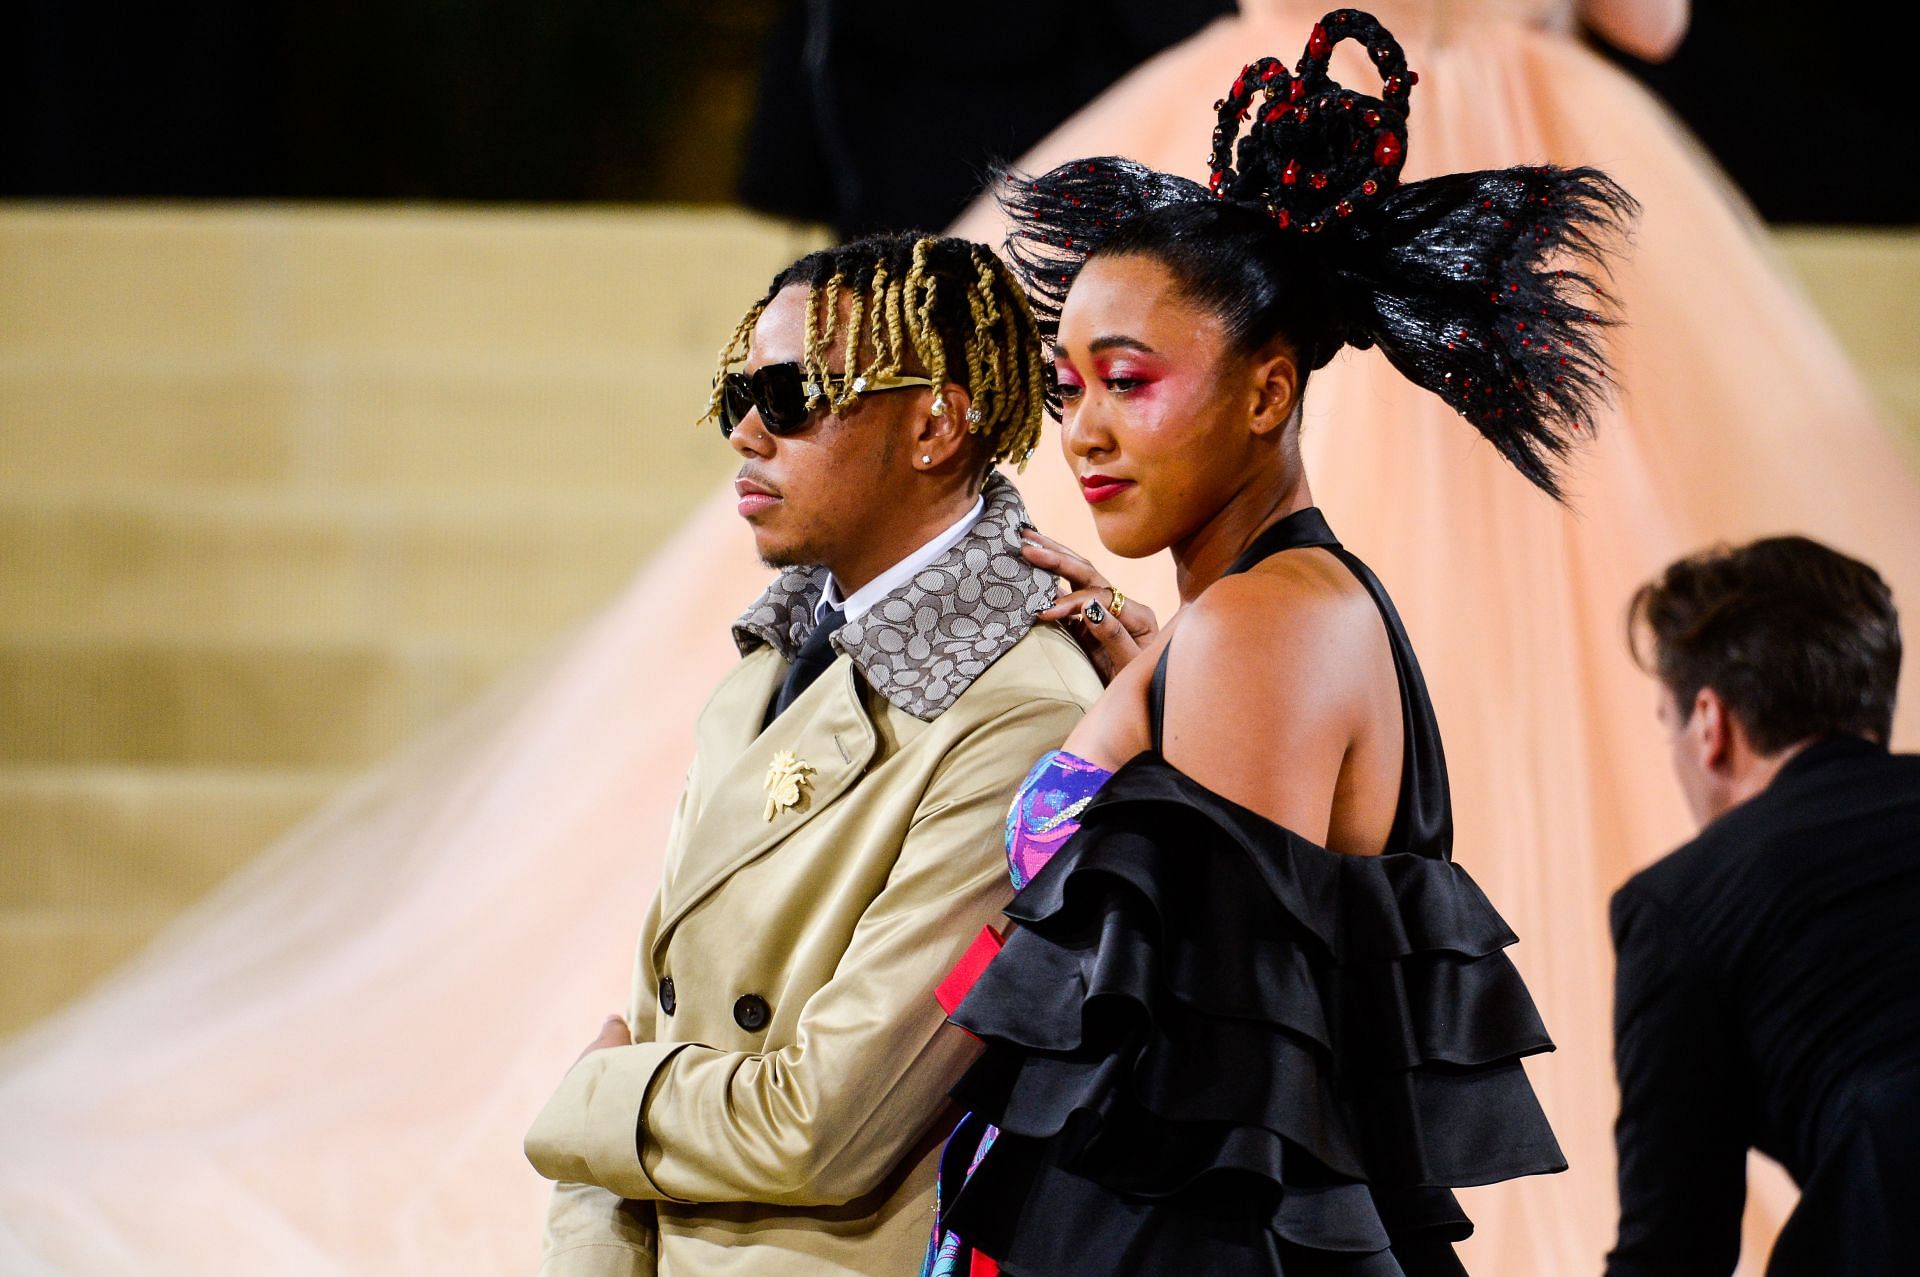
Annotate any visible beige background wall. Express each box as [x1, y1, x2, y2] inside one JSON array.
[[0, 207, 1912, 1039]]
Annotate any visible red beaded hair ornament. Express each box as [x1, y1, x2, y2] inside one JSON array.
[[1206, 8, 1415, 234]]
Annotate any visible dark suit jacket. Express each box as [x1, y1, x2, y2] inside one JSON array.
[[1607, 736, 1920, 1277]]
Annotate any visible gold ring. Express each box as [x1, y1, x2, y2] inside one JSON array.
[[1109, 589, 1128, 617]]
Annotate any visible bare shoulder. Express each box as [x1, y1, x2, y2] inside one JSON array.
[[1159, 550, 1399, 841], [1165, 549, 1383, 715]]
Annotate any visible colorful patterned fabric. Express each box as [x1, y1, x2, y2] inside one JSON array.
[[923, 749, 1114, 1275], [1003, 750, 1111, 889], [922, 1118, 1003, 1277]]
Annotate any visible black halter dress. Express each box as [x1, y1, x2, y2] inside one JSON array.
[[937, 507, 1564, 1275]]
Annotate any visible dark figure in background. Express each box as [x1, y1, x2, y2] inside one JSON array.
[[738, 0, 1231, 239], [1610, 536, 1920, 1276], [1605, 0, 1920, 224]]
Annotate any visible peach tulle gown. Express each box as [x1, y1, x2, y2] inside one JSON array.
[[0, 2, 1915, 1274]]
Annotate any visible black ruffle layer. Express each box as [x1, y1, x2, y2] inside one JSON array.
[[944, 755, 1564, 1276]]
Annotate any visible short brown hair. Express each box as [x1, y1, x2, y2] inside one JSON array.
[[1628, 535, 1901, 753]]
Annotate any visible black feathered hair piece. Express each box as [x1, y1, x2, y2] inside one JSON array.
[[997, 7, 1637, 499]]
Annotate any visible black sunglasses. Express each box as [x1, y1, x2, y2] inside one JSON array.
[[717, 363, 934, 438]]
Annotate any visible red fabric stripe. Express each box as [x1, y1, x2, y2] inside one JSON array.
[[936, 925, 1004, 1016]]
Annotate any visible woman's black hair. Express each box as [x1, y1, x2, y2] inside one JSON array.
[[999, 7, 1637, 500]]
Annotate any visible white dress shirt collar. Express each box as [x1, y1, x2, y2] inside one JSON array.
[[817, 495, 986, 625]]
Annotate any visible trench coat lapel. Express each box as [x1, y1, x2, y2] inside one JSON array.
[[654, 654, 878, 952], [689, 647, 786, 796]]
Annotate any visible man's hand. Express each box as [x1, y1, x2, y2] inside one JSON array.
[[574, 1014, 632, 1067]]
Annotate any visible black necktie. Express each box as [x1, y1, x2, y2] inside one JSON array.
[[765, 606, 846, 727]]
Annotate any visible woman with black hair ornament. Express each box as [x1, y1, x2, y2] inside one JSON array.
[[956, 5, 1920, 1262], [921, 11, 1633, 1276]]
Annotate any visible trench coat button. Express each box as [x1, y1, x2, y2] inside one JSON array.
[[733, 994, 771, 1032], [659, 977, 676, 1016]]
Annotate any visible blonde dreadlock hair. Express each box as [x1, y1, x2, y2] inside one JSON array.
[[705, 232, 1048, 471]]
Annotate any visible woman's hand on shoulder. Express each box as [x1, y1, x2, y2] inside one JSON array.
[[1022, 526, 1159, 684], [1160, 557, 1384, 841]]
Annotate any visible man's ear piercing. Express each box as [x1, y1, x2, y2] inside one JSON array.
[[930, 398, 947, 417], [921, 455, 932, 465]]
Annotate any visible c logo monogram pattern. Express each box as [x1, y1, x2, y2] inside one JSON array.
[[732, 473, 1056, 720]]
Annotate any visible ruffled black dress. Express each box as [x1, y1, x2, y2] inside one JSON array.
[[938, 507, 1564, 1275]]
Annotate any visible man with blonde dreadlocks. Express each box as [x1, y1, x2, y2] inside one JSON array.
[[525, 232, 1099, 1277]]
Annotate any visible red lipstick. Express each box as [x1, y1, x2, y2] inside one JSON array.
[[1079, 474, 1135, 505]]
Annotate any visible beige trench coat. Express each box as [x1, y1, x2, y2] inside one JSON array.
[[526, 578, 1099, 1274]]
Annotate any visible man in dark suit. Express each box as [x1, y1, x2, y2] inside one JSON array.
[[1606, 534, 1920, 1277]]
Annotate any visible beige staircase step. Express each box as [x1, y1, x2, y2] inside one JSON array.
[[0, 213, 262, 359], [0, 364, 304, 490], [0, 637, 513, 767], [1864, 368, 1920, 458], [0, 204, 823, 362], [311, 356, 730, 496], [1775, 228, 1920, 376], [270, 208, 819, 361], [0, 904, 185, 1035], [0, 490, 696, 644], [0, 764, 344, 910], [0, 353, 732, 498]]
